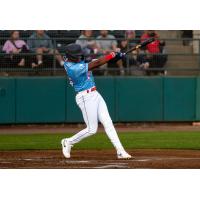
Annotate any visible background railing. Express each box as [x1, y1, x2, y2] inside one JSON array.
[[0, 30, 199, 76]]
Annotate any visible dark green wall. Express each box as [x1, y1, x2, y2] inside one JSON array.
[[163, 77, 196, 121], [0, 78, 15, 123], [195, 77, 200, 120], [0, 76, 200, 124], [15, 77, 66, 123], [116, 77, 163, 121]]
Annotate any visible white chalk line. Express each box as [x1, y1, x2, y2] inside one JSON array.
[[62, 160, 90, 164], [1, 157, 200, 163], [132, 157, 200, 162], [94, 164, 128, 169], [1, 157, 200, 167]]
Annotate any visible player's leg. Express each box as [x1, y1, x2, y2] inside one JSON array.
[[61, 92, 98, 158], [97, 93, 131, 159], [68, 93, 98, 144]]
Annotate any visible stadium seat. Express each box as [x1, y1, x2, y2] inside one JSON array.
[[58, 30, 81, 37], [45, 30, 59, 38], [0, 30, 10, 37], [20, 30, 33, 38], [109, 30, 125, 38], [55, 31, 81, 50]]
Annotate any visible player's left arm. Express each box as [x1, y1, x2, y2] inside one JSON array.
[[88, 52, 123, 70], [88, 38, 155, 70]]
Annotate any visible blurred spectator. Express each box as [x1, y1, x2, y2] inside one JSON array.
[[135, 30, 144, 39], [119, 39, 129, 52], [137, 52, 150, 70], [119, 39, 137, 68], [27, 30, 64, 67], [120, 31, 138, 53], [119, 38, 150, 74], [2, 30, 34, 67], [76, 30, 105, 75], [125, 30, 138, 46], [76, 31, 97, 51], [122, 31, 138, 69], [76, 30, 99, 60], [119, 31, 144, 67], [96, 30, 118, 53], [141, 30, 167, 75], [141, 30, 161, 53], [96, 30, 125, 75]]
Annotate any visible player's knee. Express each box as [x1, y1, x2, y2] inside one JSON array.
[[89, 129, 97, 135], [88, 126, 98, 135]]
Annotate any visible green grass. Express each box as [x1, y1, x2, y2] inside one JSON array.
[[0, 132, 200, 151]]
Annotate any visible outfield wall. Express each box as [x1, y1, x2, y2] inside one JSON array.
[[0, 76, 199, 124]]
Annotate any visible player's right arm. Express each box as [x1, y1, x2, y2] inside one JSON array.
[[88, 52, 123, 70]]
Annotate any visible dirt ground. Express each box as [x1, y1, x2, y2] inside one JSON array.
[[1, 123, 200, 169], [1, 149, 200, 169], [1, 123, 200, 134]]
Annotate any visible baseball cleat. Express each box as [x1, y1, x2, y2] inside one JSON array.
[[117, 151, 132, 159], [61, 139, 72, 158]]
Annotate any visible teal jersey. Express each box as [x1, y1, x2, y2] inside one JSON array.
[[64, 61, 95, 92]]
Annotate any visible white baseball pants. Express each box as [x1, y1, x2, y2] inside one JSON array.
[[68, 90, 125, 153]]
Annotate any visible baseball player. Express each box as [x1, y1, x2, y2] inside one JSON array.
[[61, 43, 131, 159]]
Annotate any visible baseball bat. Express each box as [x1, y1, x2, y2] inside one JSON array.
[[125, 37, 155, 55]]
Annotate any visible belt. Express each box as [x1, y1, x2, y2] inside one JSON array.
[[78, 86, 97, 95]]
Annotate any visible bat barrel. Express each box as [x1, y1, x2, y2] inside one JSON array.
[[125, 37, 155, 55]]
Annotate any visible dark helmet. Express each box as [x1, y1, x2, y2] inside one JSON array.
[[65, 43, 85, 60]]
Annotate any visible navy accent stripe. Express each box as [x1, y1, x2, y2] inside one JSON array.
[[71, 131, 89, 143], [82, 95, 90, 132], [71, 95, 90, 144]]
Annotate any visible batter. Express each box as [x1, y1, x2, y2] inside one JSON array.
[[61, 43, 131, 159]]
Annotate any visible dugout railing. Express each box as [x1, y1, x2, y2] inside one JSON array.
[[0, 37, 199, 76]]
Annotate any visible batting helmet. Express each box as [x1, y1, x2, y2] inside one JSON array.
[[65, 43, 85, 60]]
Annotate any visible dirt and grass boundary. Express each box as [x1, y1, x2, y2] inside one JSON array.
[[1, 122, 200, 134], [1, 123, 200, 169]]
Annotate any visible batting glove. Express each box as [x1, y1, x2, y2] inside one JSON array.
[[115, 52, 126, 59]]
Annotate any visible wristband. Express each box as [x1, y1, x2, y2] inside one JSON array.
[[105, 52, 115, 61]]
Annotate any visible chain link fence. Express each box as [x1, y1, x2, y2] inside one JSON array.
[[0, 30, 199, 76]]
